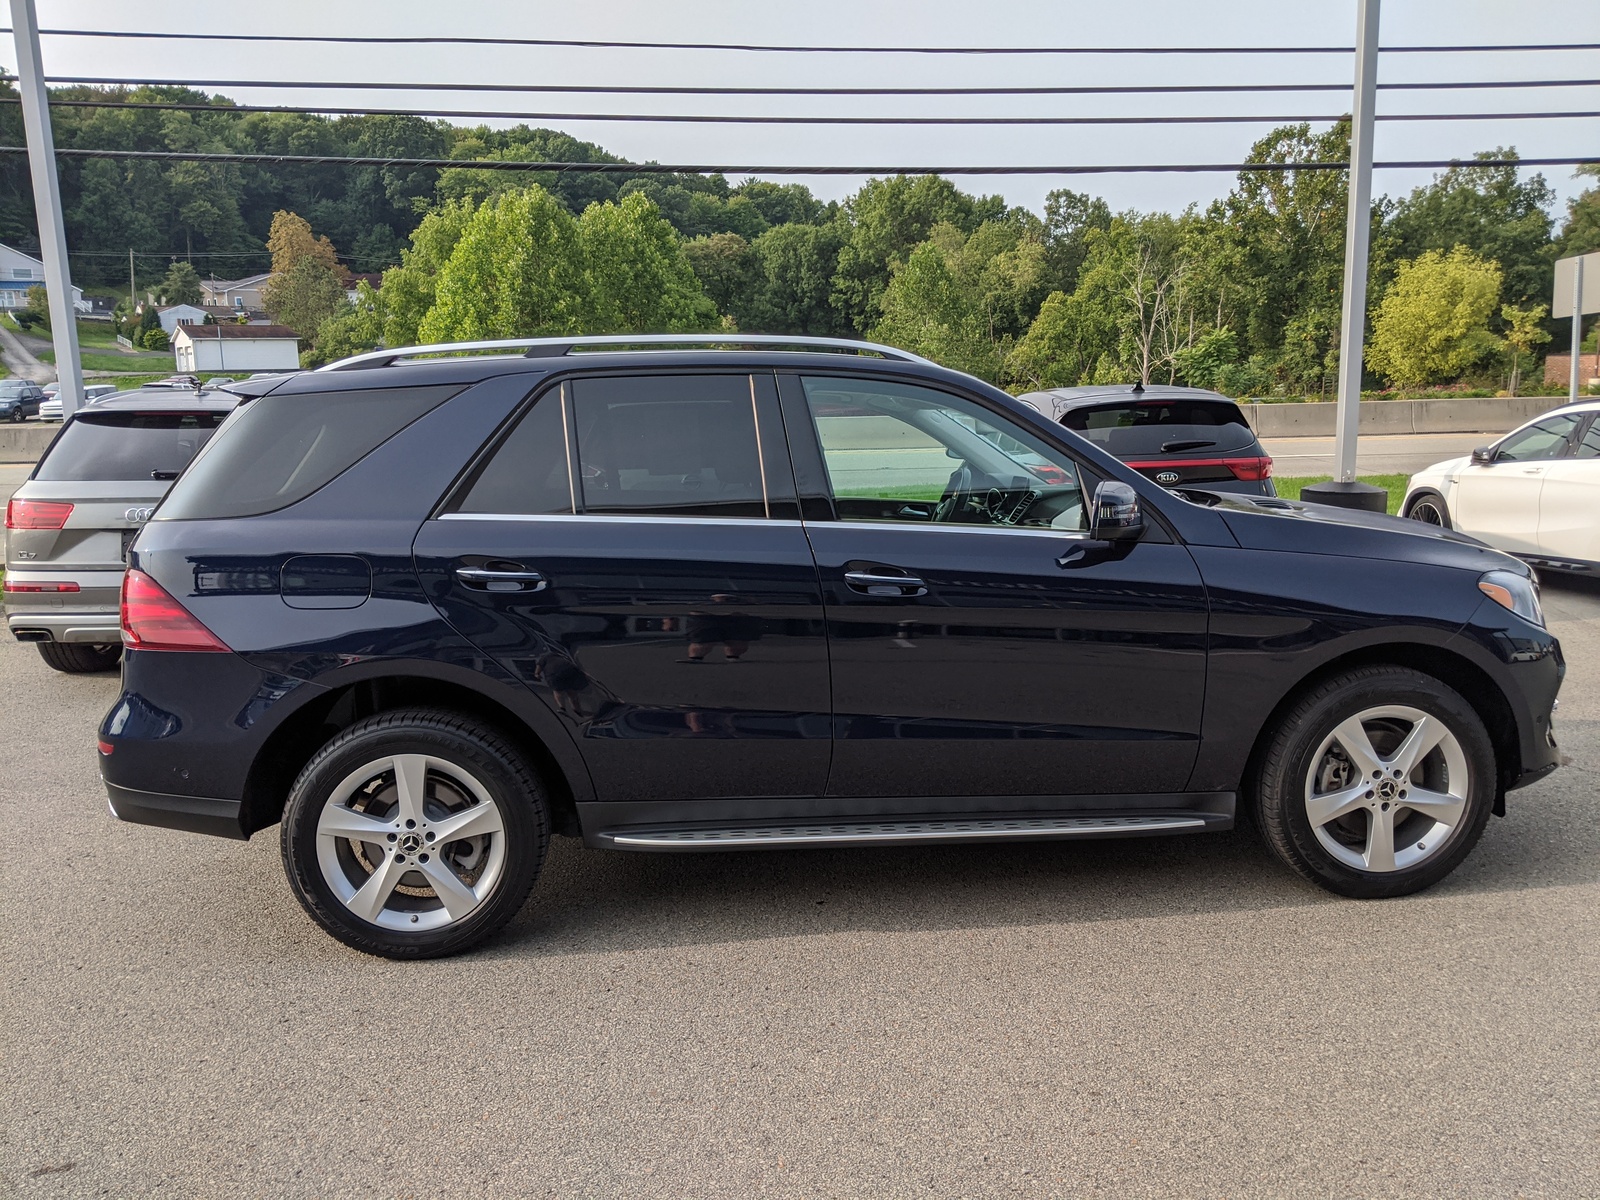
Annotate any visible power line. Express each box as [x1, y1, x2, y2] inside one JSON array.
[[4, 27, 1599, 54], [8, 146, 1595, 175], [39, 76, 1600, 97], [15, 97, 1600, 126]]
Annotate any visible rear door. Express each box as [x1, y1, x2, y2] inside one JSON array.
[[413, 372, 833, 807], [1535, 413, 1600, 563], [1453, 413, 1582, 553]]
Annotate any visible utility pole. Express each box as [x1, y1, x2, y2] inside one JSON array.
[[129, 248, 136, 319], [1303, 0, 1387, 512], [8, 0, 84, 416]]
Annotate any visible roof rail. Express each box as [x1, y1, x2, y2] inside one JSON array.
[[318, 333, 935, 372]]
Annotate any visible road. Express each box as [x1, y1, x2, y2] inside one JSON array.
[[3, 581, 1598, 1195], [1263, 432, 1485, 479]]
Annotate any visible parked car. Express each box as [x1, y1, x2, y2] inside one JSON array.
[[4, 389, 239, 672], [100, 335, 1561, 958], [143, 375, 203, 391], [0, 378, 45, 422], [39, 383, 119, 421], [1403, 399, 1600, 572], [1013, 385, 1275, 496]]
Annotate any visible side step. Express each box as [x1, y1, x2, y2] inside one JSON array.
[[601, 813, 1214, 852]]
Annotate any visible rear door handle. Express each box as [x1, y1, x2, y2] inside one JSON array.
[[455, 566, 548, 593], [844, 570, 928, 597]]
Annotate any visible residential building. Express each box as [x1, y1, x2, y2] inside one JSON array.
[[200, 272, 272, 312], [171, 323, 300, 373], [0, 244, 87, 312], [156, 304, 208, 334]]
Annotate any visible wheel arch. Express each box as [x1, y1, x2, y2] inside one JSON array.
[[239, 671, 587, 838], [1402, 488, 1451, 524], [1240, 641, 1521, 818]]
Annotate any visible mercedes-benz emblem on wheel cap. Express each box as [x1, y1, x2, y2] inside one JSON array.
[[1154, 470, 1181, 486]]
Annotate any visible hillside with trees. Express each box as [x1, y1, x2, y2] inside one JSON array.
[[3, 81, 1595, 392]]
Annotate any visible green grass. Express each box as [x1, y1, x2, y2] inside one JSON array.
[[1277, 474, 1410, 516]]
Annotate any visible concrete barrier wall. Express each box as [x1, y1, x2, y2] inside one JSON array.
[[0, 424, 56, 463], [1243, 395, 1556, 439]]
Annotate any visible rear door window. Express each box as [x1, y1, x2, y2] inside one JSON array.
[[157, 385, 458, 520], [1059, 398, 1255, 456], [34, 411, 229, 481]]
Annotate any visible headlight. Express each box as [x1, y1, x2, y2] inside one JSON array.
[[1479, 569, 1544, 627]]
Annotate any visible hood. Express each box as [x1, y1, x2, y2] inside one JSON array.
[[1180, 489, 1530, 576]]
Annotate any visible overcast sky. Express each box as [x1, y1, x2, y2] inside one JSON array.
[[27, 0, 1600, 222]]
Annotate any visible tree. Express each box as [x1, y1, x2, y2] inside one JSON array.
[[1367, 246, 1504, 389], [1559, 164, 1600, 257], [265, 209, 344, 279], [266, 256, 347, 340], [577, 192, 718, 333], [684, 232, 757, 322], [1041, 188, 1112, 296], [380, 199, 477, 347], [310, 280, 386, 367], [743, 221, 850, 335], [159, 260, 203, 306], [1386, 150, 1555, 310], [1501, 303, 1551, 396]]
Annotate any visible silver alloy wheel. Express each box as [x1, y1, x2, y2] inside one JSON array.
[[1304, 705, 1470, 873], [314, 753, 508, 932], [1408, 498, 1447, 526]]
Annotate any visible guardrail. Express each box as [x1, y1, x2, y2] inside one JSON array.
[[0, 423, 56, 462], [1243, 395, 1556, 438]]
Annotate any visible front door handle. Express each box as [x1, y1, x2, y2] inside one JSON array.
[[844, 569, 928, 597], [456, 566, 548, 593]]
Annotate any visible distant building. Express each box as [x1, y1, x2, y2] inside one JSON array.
[[0, 244, 86, 312], [1544, 352, 1600, 387], [172, 323, 300, 373], [345, 272, 383, 303], [156, 303, 208, 334], [200, 272, 272, 312]]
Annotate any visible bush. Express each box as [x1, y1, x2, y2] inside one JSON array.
[[140, 327, 170, 351]]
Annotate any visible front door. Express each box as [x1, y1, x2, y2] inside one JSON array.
[[779, 373, 1209, 800], [1536, 413, 1600, 563], [1453, 412, 1583, 553], [414, 372, 832, 806]]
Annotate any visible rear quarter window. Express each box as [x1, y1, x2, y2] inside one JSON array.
[[34, 411, 229, 482], [156, 385, 459, 520]]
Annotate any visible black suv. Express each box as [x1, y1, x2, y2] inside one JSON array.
[[100, 336, 1562, 958]]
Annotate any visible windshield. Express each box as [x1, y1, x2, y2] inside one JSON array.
[[34, 411, 229, 482]]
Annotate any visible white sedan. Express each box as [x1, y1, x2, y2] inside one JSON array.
[[38, 383, 119, 421], [1403, 399, 1600, 570]]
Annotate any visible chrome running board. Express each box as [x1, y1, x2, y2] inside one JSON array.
[[601, 813, 1210, 851]]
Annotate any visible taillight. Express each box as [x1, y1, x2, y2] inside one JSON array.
[[120, 569, 231, 652], [1225, 456, 1273, 481], [3, 580, 80, 593], [6, 498, 74, 529]]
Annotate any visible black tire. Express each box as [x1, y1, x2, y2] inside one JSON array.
[[1405, 492, 1451, 529], [9, 408, 23, 423], [281, 709, 549, 959], [1253, 666, 1496, 898], [36, 641, 122, 673]]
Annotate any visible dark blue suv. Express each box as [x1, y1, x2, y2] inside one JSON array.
[[99, 336, 1563, 957]]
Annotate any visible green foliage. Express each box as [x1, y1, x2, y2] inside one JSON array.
[[684, 233, 756, 323], [1560, 164, 1600, 257], [1501, 303, 1551, 395], [139, 326, 170, 350], [380, 199, 477, 347], [741, 221, 851, 336], [1367, 246, 1504, 389], [1173, 327, 1240, 391], [309, 281, 387, 367], [13, 283, 48, 329], [417, 186, 714, 343], [1276, 475, 1409, 515], [266, 256, 348, 340], [159, 261, 203, 306], [1040, 188, 1113, 296]]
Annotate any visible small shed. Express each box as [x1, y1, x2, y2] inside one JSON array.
[[172, 323, 301, 373]]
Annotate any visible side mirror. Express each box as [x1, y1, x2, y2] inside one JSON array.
[[1090, 481, 1144, 542], [1470, 445, 1496, 465]]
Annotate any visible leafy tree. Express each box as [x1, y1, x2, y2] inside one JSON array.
[[1386, 150, 1555, 309], [13, 283, 48, 330], [420, 187, 585, 342], [1041, 188, 1113, 296], [380, 199, 477, 347], [576, 191, 718, 332], [743, 221, 851, 335], [1501, 303, 1551, 395], [684, 233, 757, 322], [1367, 246, 1504, 389], [159, 260, 204, 306], [831, 175, 1004, 331], [266, 256, 348, 340], [140, 327, 170, 350], [310, 280, 386, 367], [1173, 326, 1240, 391], [351, 224, 404, 273], [265, 210, 344, 279], [1559, 164, 1600, 257]]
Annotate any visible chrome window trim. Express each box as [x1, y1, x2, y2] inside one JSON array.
[[437, 512, 803, 528]]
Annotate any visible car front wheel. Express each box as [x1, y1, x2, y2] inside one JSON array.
[[1405, 492, 1451, 528], [1253, 666, 1495, 898], [281, 709, 549, 958]]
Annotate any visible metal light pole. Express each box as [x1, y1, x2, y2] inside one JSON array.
[[8, 0, 83, 416], [1571, 256, 1586, 406], [1303, 0, 1388, 512]]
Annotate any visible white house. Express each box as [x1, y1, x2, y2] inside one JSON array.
[[172, 323, 300, 373], [0, 244, 86, 312], [156, 303, 208, 334], [200, 272, 271, 312]]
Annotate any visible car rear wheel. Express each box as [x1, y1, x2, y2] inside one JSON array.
[[36, 642, 122, 673], [1253, 666, 1495, 898], [1405, 493, 1451, 528], [281, 710, 549, 958]]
